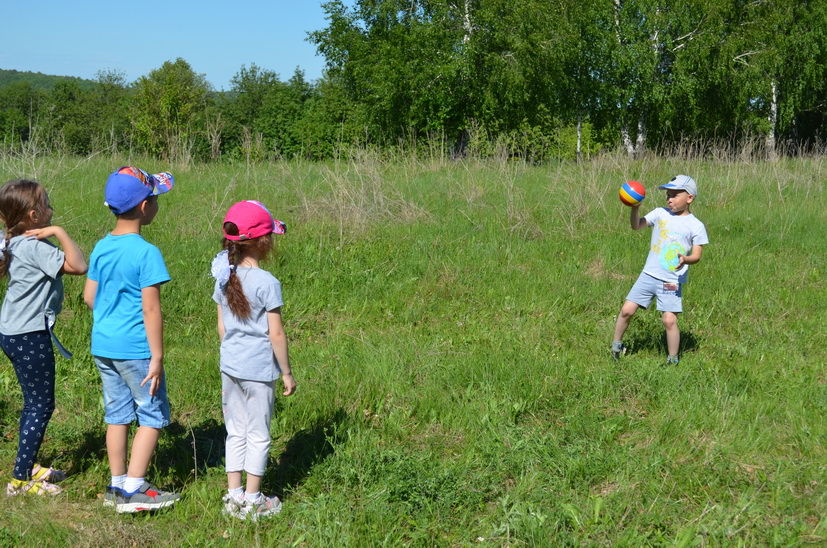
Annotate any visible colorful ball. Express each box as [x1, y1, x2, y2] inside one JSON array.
[[619, 180, 646, 206]]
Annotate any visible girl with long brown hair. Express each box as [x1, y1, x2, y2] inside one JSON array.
[[210, 200, 295, 520], [0, 179, 86, 495]]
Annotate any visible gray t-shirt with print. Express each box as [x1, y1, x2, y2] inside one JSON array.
[[642, 208, 709, 283], [0, 235, 65, 335], [212, 266, 284, 382]]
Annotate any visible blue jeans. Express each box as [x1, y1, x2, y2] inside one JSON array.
[[93, 356, 170, 428], [0, 330, 55, 480]]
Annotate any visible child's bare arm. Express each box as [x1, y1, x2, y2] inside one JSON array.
[[216, 304, 225, 341], [141, 284, 164, 397], [83, 278, 97, 309], [630, 205, 646, 230], [24, 226, 87, 274], [678, 245, 704, 268], [267, 308, 295, 396]]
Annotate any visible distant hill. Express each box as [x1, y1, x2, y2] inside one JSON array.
[[0, 69, 95, 90]]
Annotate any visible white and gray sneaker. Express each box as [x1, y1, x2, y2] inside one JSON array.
[[242, 493, 282, 521], [222, 493, 246, 519]]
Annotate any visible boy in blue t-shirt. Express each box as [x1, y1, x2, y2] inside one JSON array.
[[83, 167, 180, 513]]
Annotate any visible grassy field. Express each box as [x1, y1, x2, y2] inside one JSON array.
[[0, 152, 824, 546]]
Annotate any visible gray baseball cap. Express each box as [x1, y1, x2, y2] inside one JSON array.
[[658, 174, 698, 197]]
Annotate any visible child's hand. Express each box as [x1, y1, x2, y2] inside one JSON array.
[[677, 254, 686, 268], [24, 226, 65, 240], [281, 373, 296, 396], [141, 358, 164, 397]]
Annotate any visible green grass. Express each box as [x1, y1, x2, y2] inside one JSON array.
[[0, 152, 824, 546]]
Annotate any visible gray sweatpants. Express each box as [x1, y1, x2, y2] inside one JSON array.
[[221, 372, 275, 476]]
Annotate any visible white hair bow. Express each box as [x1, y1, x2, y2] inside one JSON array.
[[210, 250, 236, 289]]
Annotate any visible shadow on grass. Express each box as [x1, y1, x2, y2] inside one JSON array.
[[52, 428, 106, 475], [86, 408, 349, 493], [264, 408, 348, 499], [43, 419, 219, 482], [156, 418, 227, 488], [626, 329, 699, 356]]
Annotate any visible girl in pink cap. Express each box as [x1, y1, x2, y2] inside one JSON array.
[[210, 200, 296, 520]]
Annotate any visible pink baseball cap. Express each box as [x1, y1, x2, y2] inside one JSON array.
[[223, 200, 286, 240]]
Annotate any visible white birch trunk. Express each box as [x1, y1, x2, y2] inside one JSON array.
[[462, 1, 472, 43], [621, 125, 635, 156], [576, 117, 582, 161], [615, 0, 635, 157], [635, 117, 646, 153], [767, 80, 777, 159]]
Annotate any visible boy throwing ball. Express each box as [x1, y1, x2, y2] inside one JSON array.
[[611, 175, 709, 365]]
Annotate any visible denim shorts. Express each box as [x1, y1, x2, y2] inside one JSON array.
[[625, 272, 684, 313], [93, 356, 170, 428]]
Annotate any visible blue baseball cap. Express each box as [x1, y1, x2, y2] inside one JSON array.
[[658, 174, 698, 197], [104, 166, 174, 215]]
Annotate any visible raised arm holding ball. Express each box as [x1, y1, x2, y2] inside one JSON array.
[[611, 175, 709, 365]]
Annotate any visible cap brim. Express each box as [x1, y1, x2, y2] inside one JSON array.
[[150, 172, 174, 195]]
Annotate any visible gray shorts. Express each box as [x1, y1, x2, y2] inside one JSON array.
[[625, 272, 684, 313]]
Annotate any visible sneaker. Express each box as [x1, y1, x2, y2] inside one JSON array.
[[665, 355, 680, 366], [222, 493, 245, 519], [103, 486, 125, 508], [611, 342, 626, 360], [242, 493, 282, 521], [6, 478, 62, 496], [115, 482, 180, 513]]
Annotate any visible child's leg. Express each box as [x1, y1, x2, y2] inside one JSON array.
[[116, 357, 169, 490], [106, 424, 129, 476], [227, 471, 243, 491], [1, 332, 56, 480], [222, 373, 248, 486], [126, 426, 160, 479], [95, 356, 139, 479], [245, 473, 262, 496], [662, 311, 680, 358], [241, 379, 275, 496], [613, 300, 640, 342]]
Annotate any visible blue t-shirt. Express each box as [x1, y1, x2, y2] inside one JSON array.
[[88, 234, 170, 359], [212, 267, 284, 382]]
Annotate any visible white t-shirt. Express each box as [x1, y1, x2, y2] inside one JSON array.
[[212, 266, 284, 382], [642, 208, 709, 282]]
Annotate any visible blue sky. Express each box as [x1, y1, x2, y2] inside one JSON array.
[[2, 1, 352, 90]]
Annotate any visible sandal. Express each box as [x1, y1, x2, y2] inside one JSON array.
[[31, 464, 67, 483], [6, 478, 63, 496]]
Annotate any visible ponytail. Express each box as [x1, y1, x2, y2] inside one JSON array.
[[217, 221, 275, 320], [0, 231, 11, 278], [223, 240, 252, 320]]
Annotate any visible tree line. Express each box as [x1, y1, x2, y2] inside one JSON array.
[[2, 0, 826, 162]]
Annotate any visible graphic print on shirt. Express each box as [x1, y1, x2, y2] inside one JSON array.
[[652, 219, 685, 272]]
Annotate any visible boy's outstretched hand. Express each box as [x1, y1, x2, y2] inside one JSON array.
[[281, 373, 296, 396]]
